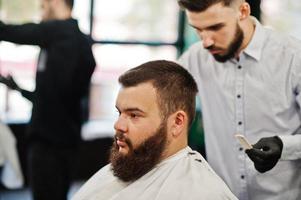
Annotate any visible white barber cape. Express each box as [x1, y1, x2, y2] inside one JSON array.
[[0, 121, 24, 188], [72, 147, 237, 200]]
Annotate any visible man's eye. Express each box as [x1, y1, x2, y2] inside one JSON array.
[[209, 25, 223, 31], [130, 113, 138, 118]]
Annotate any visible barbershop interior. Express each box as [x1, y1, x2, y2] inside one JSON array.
[[1, 0, 301, 199]]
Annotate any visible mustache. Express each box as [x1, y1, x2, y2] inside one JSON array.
[[114, 132, 133, 150], [205, 45, 222, 51], [115, 132, 125, 141]]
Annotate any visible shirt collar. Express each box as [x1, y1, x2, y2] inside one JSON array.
[[242, 17, 266, 61]]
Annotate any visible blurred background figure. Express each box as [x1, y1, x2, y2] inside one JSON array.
[[0, 0, 96, 200]]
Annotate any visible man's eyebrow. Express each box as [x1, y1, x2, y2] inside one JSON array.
[[125, 108, 145, 113], [115, 106, 145, 113], [189, 22, 224, 31]]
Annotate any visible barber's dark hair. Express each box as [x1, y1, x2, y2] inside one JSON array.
[[64, 0, 74, 9], [178, 0, 236, 12], [119, 60, 198, 128]]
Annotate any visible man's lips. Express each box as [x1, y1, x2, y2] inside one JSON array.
[[209, 49, 222, 55], [117, 140, 127, 148]]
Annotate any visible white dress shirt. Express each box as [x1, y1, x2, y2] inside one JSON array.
[[71, 147, 237, 200], [179, 18, 301, 200]]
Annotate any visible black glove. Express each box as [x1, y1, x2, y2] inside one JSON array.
[[245, 136, 283, 173], [0, 75, 20, 91]]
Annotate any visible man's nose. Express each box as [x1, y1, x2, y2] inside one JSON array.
[[199, 32, 214, 49], [114, 115, 128, 133]]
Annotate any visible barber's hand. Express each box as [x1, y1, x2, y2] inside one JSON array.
[[0, 75, 20, 91], [245, 136, 283, 173]]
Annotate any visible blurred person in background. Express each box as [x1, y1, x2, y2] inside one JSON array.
[[0, 0, 96, 199], [178, 0, 301, 199]]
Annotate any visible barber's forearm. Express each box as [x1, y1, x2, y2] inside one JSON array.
[[278, 134, 301, 160], [0, 22, 43, 45]]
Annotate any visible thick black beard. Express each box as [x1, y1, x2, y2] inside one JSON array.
[[213, 23, 244, 63], [109, 123, 167, 182]]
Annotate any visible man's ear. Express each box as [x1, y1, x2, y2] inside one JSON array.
[[169, 111, 187, 138], [239, 2, 251, 20]]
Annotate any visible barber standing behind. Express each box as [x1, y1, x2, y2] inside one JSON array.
[[178, 0, 301, 199], [0, 0, 96, 200]]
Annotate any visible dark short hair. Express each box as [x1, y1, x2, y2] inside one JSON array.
[[64, 0, 74, 9], [178, 0, 235, 12], [118, 60, 198, 128]]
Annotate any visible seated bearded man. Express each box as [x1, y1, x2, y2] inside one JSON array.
[[72, 60, 237, 200]]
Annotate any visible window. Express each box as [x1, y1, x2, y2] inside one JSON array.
[[0, 0, 40, 121], [93, 0, 178, 42], [72, 0, 91, 34], [261, 0, 301, 40], [0, 0, 184, 123], [86, 0, 183, 120]]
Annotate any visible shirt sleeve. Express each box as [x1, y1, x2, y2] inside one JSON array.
[[279, 135, 301, 160], [177, 42, 204, 74], [0, 20, 49, 46], [177, 49, 191, 71], [280, 50, 301, 160], [73, 34, 96, 98]]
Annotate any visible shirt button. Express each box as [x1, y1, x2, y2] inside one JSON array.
[[239, 147, 243, 151], [237, 95, 241, 98], [238, 66, 242, 69], [241, 175, 245, 179], [238, 121, 242, 125]]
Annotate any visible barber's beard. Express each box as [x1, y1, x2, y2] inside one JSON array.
[[109, 122, 167, 182], [211, 23, 244, 63]]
